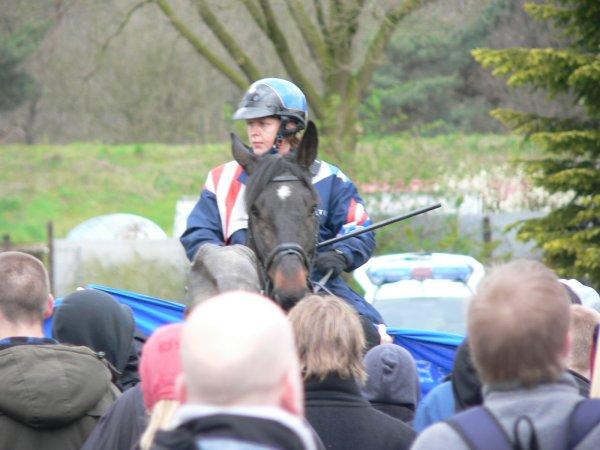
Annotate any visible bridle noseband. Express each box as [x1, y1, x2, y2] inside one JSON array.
[[264, 242, 310, 276]]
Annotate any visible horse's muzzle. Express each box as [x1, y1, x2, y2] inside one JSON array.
[[269, 253, 310, 310]]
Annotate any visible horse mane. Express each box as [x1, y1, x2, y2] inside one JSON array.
[[245, 154, 317, 208]]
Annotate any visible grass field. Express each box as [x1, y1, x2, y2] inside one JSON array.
[[0, 134, 541, 243]]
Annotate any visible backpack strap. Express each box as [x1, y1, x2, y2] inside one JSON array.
[[568, 398, 600, 449], [446, 406, 513, 450]]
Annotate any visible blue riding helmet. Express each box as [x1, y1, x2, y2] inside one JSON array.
[[233, 78, 308, 129]]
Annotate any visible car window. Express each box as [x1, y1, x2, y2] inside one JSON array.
[[373, 296, 469, 335]]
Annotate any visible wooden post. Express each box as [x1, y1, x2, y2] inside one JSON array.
[[2, 234, 10, 251], [47, 221, 55, 294], [483, 216, 491, 244]]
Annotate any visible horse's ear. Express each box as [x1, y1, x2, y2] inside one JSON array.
[[295, 120, 318, 169], [231, 132, 257, 174]]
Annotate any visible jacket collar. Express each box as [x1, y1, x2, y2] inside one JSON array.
[[304, 373, 370, 407], [171, 404, 318, 450]]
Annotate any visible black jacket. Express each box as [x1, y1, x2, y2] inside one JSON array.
[[81, 384, 147, 450], [305, 374, 416, 450], [151, 410, 321, 450]]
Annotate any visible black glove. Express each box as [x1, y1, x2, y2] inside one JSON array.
[[315, 250, 348, 278]]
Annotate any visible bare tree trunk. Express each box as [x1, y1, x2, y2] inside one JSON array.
[[24, 89, 41, 144], [104, 0, 431, 153]]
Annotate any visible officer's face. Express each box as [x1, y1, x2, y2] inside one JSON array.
[[246, 117, 281, 155]]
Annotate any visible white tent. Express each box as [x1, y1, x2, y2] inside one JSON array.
[[66, 213, 167, 240]]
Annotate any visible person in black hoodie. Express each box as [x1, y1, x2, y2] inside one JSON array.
[[361, 343, 421, 423], [289, 295, 416, 450], [52, 289, 140, 391], [451, 338, 483, 412]]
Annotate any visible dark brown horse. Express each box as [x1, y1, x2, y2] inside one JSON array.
[[232, 121, 319, 310]]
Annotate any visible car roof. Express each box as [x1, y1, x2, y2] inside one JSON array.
[[354, 252, 485, 302], [373, 279, 473, 301]]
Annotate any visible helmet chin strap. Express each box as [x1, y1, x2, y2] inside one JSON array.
[[273, 116, 300, 153]]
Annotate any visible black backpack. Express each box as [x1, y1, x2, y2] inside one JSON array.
[[446, 399, 600, 450]]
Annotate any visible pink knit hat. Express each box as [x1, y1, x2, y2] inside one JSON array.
[[140, 323, 184, 410]]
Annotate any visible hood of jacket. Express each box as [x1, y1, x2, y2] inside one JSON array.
[[52, 289, 135, 373], [451, 338, 482, 412], [361, 344, 421, 409], [0, 343, 116, 429]]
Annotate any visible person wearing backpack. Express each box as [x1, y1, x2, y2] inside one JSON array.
[[411, 260, 600, 450]]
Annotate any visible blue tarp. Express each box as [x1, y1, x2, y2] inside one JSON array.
[[44, 285, 463, 394], [43, 284, 185, 337], [388, 328, 464, 395]]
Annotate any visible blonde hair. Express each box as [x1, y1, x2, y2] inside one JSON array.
[[468, 259, 570, 388], [139, 399, 180, 450], [569, 305, 600, 376], [288, 294, 366, 383]]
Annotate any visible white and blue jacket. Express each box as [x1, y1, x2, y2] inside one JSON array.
[[180, 159, 383, 323]]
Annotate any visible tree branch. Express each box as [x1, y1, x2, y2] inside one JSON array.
[[355, 0, 430, 97], [257, 0, 324, 118], [240, 0, 266, 30], [155, 0, 248, 89], [84, 0, 152, 82], [313, 0, 332, 57], [286, 0, 328, 75], [325, 0, 366, 91], [194, 0, 261, 82]]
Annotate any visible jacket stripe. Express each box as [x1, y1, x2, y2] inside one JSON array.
[[224, 165, 244, 238], [211, 165, 225, 191]]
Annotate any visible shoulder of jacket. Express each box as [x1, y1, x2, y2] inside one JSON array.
[[209, 160, 242, 174], [313, 160, 350, 184]]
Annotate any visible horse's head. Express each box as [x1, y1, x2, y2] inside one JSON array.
[[232, 121, 319, 311]]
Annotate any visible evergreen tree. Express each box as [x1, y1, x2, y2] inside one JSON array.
[[363, 0, 515, 135], [0, 21, 50, 113], [473, 0, 600, 288]]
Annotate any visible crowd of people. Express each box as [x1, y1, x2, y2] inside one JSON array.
[[1, 250, 600, 450]]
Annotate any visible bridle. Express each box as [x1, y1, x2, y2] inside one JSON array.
[[247, 173, 321, 299]]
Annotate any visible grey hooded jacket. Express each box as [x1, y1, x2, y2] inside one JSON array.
[[361, 344, 420, 423], [411, 374, 600, 450]]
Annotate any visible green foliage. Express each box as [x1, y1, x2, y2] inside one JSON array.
[[0, 23, 45, 111], [473, 0, 600, 288], [0, 134, 537, 244], [363, 0, 515, 134], [373, 214, 501, 263]]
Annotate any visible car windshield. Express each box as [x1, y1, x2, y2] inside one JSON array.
[[373, 296, 469, 335]]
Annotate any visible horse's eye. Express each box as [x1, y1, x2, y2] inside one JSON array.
[[250, 205, 260, 218], [309, 205, 317, 216]]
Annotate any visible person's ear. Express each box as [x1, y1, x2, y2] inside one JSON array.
[[563, 330, 573, 361], [280, 369, 303, 417], [43, 294, 55, 319], [175, 373, 188, 403]]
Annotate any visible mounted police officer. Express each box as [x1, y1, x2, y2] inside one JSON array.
[[180, 78, 383, 324]]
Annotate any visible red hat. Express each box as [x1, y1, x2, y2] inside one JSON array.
[[140, 323, 184, 411]]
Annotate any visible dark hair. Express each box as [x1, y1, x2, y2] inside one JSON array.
[[0, 251, 49, 323]]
